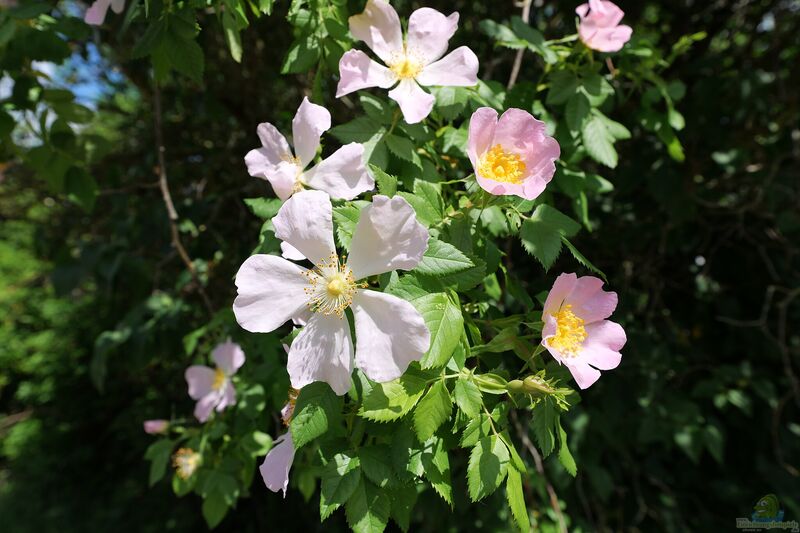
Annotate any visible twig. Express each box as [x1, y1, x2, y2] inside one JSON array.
[[507, 0, 532, 89], [511, 410, 567, 533], [152, 84, 213, 316]]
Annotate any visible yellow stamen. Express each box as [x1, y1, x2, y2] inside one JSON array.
[[478, 144, 527, 184], [302, 253, 365, 317], [173, 448, 201, 480], [212, 367, 226, 390], [282, 388, 300, 427], [389, 56, 423, 80], [550, 305, 587, 357]]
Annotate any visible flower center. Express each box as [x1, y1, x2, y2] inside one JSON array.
[[478, 145, 527, 184], [389, 54, 423, 80], [281, 388, 299, 427], [550, 305, 587, 357], [303, 253, 364, 317], [212, 367, 226, 390], [173, 448, 201, 480]]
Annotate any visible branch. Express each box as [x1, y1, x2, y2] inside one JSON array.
[[507, 0, 532, 89], [152, 84, 214, 316]]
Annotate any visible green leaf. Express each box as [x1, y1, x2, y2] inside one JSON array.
[[412, 293, 464, 369], [281, 34, 321, 74], [566, 91, 591, 132], [506, 468, 531, 532], [370, 165, 397, 197], [333, 202, 365, 250], [460, 413, 492, 447], [582, 113, 618, 168], [562, 237, 606, 280], [345, 478, 391, 533], [421, 436, 452, 504], [330, 116, 383, 143], [163, 20, 204, 82], [389, 483, 418, 532], [360, 93, 392, 123], [531, 397, 558, 458], [519, 205, 581, 270], [413, 380, 452, 442], [415, 239, 474, 277], [221, 11, 243, 63], [240, 431, 273, 457], [321, 451, 362, 520], [144, 439, 173, 487], [557, 421, 577, 477], [510, 16, 557, 64], [243, 197, 282, 220], [454, 378, 482, 418], [385, 134, 422, 171], [202, 488, 231, 528], [64, 166, 97, 212], [359, 365, 430, 422], [290, 382, 342, 448], [546, 70, 579, 105], [359, 445, 393, 488], [398, 180, 444, 227], [580, 72, 615, 107], [467, 435, 510, 501]]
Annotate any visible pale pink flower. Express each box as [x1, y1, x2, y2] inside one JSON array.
[[84, 0, 125, 25], [245, 97, 373, 201], [467, 107, 560, 200], [576, 0, 633, 53], [233, 190, 431, 395], [143, 419, 169, 435], [184, 340, 246, 422], [541, 273, 626, 389], [336, 0, 479, 124], [260, 390, 298, 497]]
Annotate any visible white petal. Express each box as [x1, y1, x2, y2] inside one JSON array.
[[280, 242, 306, 261], [244, 156, 300, 201], [347, 195, 429, 279], [416, 47, 479, 87], [233, 255, 309, 333], [260, 432, 296, 497], [287, 313, 354, 396], [352, 290, 430, 382], [185, 365, 215, 400], [194, 393, 219, 423], [245, 122, 292, 176], [348, 0, 403, 64], [212, 340, 246, 375], [336, 50, 395, 98], [292, 97, 331, 168], [304, 143, 375, 200], [387, 79, 435, 124], [406, 8, 459, 64], [272, 190, 336, 265]]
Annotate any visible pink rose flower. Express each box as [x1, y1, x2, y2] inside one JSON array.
[[245, 97, 373, 201], [541, 273, 626, 389], [336, 0, 479, 124], [576, 0, 633, 53], [467, 107, 560, 200], [143, 419, 169, 435], [84, 0, 125, 25], [184, 340, 245, 422]]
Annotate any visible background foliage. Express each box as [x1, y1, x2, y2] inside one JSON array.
[[1, 0, 799, 531]]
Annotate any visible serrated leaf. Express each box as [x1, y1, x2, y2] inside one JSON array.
[[467, 435, 510, 501], [385, 134, 422, 170], [330, 116, 383, 143], [145, 439, 174, 487], [415, 239, 474, 276], [281, 34, 320, 74], [370, 165, 397, 197], [499, 431, 527, 473], [454, 378, 482, 418], [391, 424, 425, 479], [546, 70, 579, 105], [243, 197, 283, 220], [202, 488, 231, 529], [460, 413, 491, 447], [413, 380, 452, 442], [519, 205, 581, 270], [582, 113, 618, 168], [557, 421, 577, 477], [531, 397, 558, 458], [506, 468, 531, 532], [421, 436, 452, 505], [562, 237, 606, 280], [359, 365, 430, 422], [321, 451, 362, 520], [389, 483, 418, 532], [411, 293, 463, 369], [398, 180, 444, 227], [359, 445, 393, 488], [566, 91, 590, 131], [290, 382, 342, 448], [333, 203, 364, 250], [346, 478, 390, 533]]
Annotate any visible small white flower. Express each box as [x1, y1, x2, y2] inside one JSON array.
[[233, 190, 431, 395]]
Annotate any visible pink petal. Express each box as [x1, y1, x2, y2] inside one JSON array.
[[542, 273, 578, 318], [416, 47, 479, 87], [287, 313, 354, 396], [586, 0, 625, 27], [194, 393, 219, 423], [568, 276, 618, 323], [260, 432, 295, 497], [216, 381, 237, 412], [351, 290, 430, 383], [563, 359, 602, 389], [348, 0, 403, 64], [336, 50, 395, 98], [272, 190, 336, 265], [292, 97, 331, 168], [406, 7, 459, 65], [185, 365, 216, 400], [583, 320, 626, 357], [233, 255, 309, 333], [580, 25, 632, 53], [212, 340, 246, 376], [347, 195, 429, 279], [387, 79, 435, 124], [84, 0, 112, 25], [143, 420, 169, 434], [280, 242, 306, 261], [245, 122, 292, 171], [467, 107, 498, 170], [303, 143, 374, 200]]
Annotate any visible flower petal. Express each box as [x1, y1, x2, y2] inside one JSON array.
[[292, 97, 331, 168], [582, 320, 626, 370], [347, 194, 429, 279], [111, 0, 125, 14], [569, 276, 618, 323], [542, 272, 578, 318], [467, 107, 498, 170], [351, 290, 430, 382], [304, 143, 374, 200], [580, 25, 632, 53], [216, 381, 237, 412], [245, 122, 291, 170], [212, 340, 246, 376], [388, 79, 435, 124], [563, 359, 602, 389], [233, 255, 309, 333], [260, 433, 295, 497], [143, 420, 169, 435], [336, 50, 395, 98], [272, 190, 336, 265], [281, 242, 306, 261], [287, 313, 354, 396], [194, 393, 219, 423], [185, 365, 216, 400], [348, 0, 403, 64], [84, 0, 112, 25], [416, 47, 479, 87], [245, 155, 300, 201], [406, 8, 459, 65]]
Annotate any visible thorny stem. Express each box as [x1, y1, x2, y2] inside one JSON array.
[[153, 84, 213, 316]]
